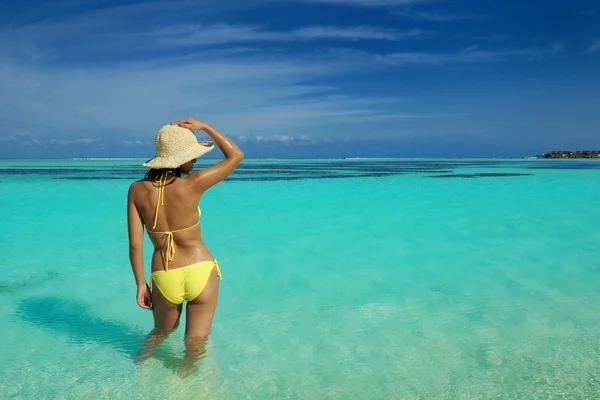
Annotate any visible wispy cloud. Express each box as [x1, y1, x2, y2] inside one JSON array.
[[0, 1, 254, 62], [0, 9, 428, 65], [0, 130, 43, 146], [468, 34, 511, 42], [123, 140, 152, 146], [236, 134, 315, 145], [158, 24, 429, 45], [279, 0, 433, 6], [51, 138, 102, 145], [0, 133, 103, 148], [323, 45, 546, 66], [292, 26, 426, 41], [391, 48, 543, 64], [586, 39, 600, 54], [578, 9, 596, 17], [0, 52, 423, 148], [550, 42, 565, 55], [394, 8, 485, 21]]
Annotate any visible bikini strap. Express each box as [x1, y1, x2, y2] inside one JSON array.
[[152, 171, 170, 230], [151, 171, 172, 270], [149, 171, 200, 271]]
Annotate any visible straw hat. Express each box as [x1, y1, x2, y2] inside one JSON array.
[[142, 124, 214, 169]]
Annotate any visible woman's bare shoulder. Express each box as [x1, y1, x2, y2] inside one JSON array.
[[127, 179, 148, 198], [180, 175, 205, 197]]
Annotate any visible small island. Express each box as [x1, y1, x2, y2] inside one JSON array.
[[537, 150, 600, 159]]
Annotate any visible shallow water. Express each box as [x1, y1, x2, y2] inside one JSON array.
[[1, 158, 600, 399]]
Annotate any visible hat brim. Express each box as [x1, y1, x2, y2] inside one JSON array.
[[142, 141, 214, 169]]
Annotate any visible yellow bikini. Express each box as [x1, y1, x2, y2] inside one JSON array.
[[146, 172, 222, 305]]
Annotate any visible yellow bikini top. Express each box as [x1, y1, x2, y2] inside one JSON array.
[[146, 171, 201, 271]]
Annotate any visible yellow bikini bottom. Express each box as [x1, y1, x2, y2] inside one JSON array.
[[151, 259, 222, 305]]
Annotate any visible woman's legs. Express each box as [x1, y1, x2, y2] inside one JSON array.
[[137, 281, 183, 364], [179, 266, 220, 377]]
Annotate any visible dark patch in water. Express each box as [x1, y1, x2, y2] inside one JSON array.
[[0, 168, 142, 175], [4, 160, 468, 179], [232, 168, 454, 177], [58, 176, 135, 180], [55, 172, 404, 182], [22, 159, 594, 182], [0, 271, 60, 295], [49, 166, 457, 181], [428, 173, 532, 179], [526, 163, 600, 170], [225, 172, 400, 182], [237, 162, 474, 174]]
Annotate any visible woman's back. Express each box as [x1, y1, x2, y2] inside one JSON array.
[[131, 173, 211, 271]]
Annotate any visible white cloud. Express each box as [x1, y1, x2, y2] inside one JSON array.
[[0, 53, 422, 148], [292, 26, 426, 41], [123, 140, 152, 146], [152, 24, 429, 45], [0, 2, 254, 61], [0, 133, 104, 147], [586, 39, 600, 54], [51, 138, 101, 145], [0, 130, 44, 146], [322, 46, 545, 66], [394, 9, 485, 21], [550, 42, 565, 55], [0, 2, 427, 63], [390, 48, 543, 64], [578, 9, 596, 17], [279, 0, 433, 6], [236, 134, 315, 144]]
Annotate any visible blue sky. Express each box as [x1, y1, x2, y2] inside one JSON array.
[[0, 0, 599, 158]]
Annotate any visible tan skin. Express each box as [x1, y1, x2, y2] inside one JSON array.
[[127, 117, 243, 376]]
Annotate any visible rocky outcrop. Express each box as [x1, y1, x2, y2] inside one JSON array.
[[537, 150, 600, 159]]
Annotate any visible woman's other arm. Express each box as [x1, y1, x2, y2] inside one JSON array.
[[171, 117, 244, 191]]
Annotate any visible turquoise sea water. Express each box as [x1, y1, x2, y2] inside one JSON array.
[[1, 158, 600, 399]]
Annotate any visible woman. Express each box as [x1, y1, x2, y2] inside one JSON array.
[[127, 117, 244, 376]]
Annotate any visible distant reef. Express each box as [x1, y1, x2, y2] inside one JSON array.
[[537, 150, 600, 159]]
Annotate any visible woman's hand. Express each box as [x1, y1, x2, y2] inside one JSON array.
[[137, 283, 153, 310], [170, 117, 208, 131]]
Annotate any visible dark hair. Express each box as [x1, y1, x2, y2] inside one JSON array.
[[144, 168, 183, 181]]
